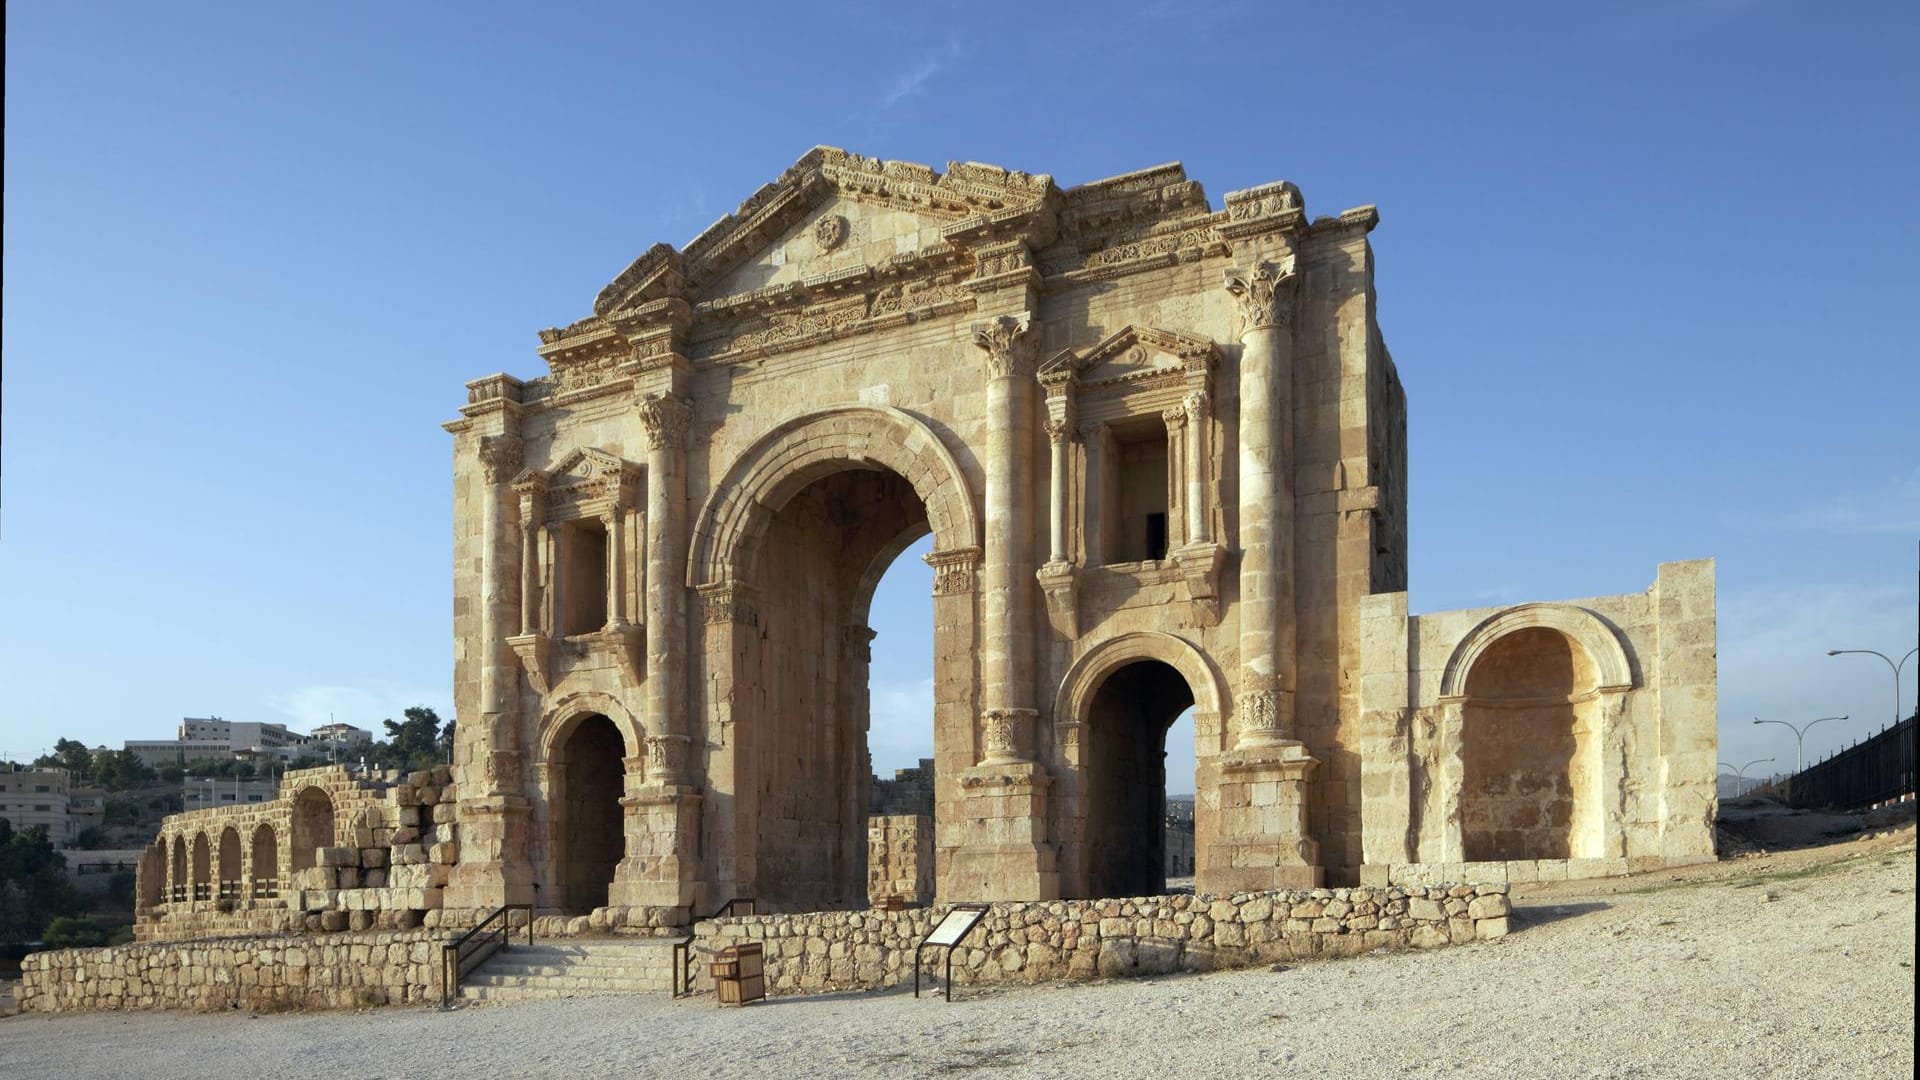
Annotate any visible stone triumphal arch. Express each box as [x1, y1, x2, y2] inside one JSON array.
[[425, 147, 1720, 923]]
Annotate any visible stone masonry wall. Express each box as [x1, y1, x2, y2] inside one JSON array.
[[18, 929, 455, 1012], [694, 883, 1511, 996], [867, 813, 934, 906]]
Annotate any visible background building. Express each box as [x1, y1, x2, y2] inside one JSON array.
[[1, 766, 74, 847]]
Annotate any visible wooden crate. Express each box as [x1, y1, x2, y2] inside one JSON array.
[[717, 973, 765, 1005]]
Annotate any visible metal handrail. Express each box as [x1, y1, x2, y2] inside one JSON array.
[[672, 897, 757, 998], [440, 902, 534, 1007]]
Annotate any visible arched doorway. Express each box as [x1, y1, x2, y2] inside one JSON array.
[[1081, 660, 1195, 898], [749, 467, 931, 911], [251, 823, 279, 898], [138, 842, 163, 911], [1460, 627, 1595, 861], [290, 787, 335, 872], [552, 713, 626, 913]]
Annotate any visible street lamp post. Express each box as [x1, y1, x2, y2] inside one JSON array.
[[1752, 715, 1848, 776], [1718, 757, 1775, 798], [1826, 648, 1919, 724]]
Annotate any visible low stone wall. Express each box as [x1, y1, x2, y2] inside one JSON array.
[[694, 884, 1511, 995], [18, 929, 455, 1012]]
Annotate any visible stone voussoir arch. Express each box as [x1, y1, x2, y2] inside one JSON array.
[[1052, 630, 1228, 727], [536, 689, 647, 759], [1438, 602, 1635, 700], [688, 404, 981, 587]]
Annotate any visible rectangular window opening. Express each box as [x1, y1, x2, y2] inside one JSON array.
[[1108, 421, 1171, 564], [560, 518, 609, 636]]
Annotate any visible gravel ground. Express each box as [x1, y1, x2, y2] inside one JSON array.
[[3, 834, 1911, 1080]]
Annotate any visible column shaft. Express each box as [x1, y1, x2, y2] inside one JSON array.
[[1047, 436, 1068, 563], [1185, 397, 1209, 544]]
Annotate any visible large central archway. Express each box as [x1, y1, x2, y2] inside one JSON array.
[[693, 405, 979, 911]]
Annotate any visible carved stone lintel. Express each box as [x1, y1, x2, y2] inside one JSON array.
[[1035, 561, 1079, 639], [970, 312, 1033, 380], [1224, 262, 1299, 335], [637, 392, 692, 451], [697, 581, 758, 626], [981, 707, 1038, 765], [505, 633, 551, 696], [924, 547, 982, 596], [1173, 541, 1226, 626], [478, 435, 524, 485]]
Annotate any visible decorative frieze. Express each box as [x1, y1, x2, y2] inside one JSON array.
[[697, 581, 760, 626]]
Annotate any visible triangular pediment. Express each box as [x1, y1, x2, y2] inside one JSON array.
[[1039, 325, 1218, 387], [593, 147, 1056, 314], [515, 447, 636, 498]]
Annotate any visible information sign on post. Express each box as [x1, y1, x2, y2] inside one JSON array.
[[914, 904, 990, 1001]]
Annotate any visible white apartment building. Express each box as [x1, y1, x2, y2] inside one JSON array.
[[0, 767, 74, 847]]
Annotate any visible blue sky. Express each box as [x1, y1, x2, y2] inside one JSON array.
[[4, 2, 1915, 793]]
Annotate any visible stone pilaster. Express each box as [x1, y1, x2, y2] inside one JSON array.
[[609, 389, 700, 909]]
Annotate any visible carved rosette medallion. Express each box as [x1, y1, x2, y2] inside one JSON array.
[[478, 435, 524, 485], [1224, 262, 1299, 335], [970, 312, 1033, 380], [637, 392, 692, 451], [814, 214, 849, 251]]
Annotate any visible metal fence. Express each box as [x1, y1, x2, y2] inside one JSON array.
[[1784, 714, 1916, 811]]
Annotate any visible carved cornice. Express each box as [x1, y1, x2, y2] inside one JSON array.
[[971, 312, 1034, 380], [697, 581, 759, 626], [1216, 180, 1307, 242], [924, 546, 982, 596], [1224, 262, 1299, 335], [637, 392, 693, 452]]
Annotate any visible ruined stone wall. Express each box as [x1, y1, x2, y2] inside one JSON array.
[[693, 883, 1510, 996], [138, 765, 464, 940], [866, 813, 934, 905], [18, 930, 455, 1012]]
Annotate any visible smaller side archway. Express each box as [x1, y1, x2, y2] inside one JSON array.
[[251, 822, 280, 898], [138, 841, 164, 911], [290, 787, 336, 872], [218, 826, 242, 900]]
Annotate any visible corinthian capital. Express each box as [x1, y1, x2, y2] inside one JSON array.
[[478, 435, 523, 484], [637, 392, 692, 451], [971, 312, 1034, 380], [1224, 262, 1299, 335]]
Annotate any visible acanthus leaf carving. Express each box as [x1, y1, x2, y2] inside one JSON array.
[[478, 435, 524, 485], [637, 392, 692, 451], [970, 312, 1034, 380], [1224, 261, 1299, 335]]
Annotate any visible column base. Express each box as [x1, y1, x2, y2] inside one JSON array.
[[609, 785, 703, 910], [944, 761, 1060, 902], [445, 795, 537, 910], [1202, 744, 1323, 893]]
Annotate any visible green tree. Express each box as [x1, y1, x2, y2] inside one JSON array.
[[42, 916, 114, 949], [374, 706, 447, 772], [71, 827, 111, 851], [0, 819, 89, 945], [33, 738, 95, 781], [88, 750, 156, 791]]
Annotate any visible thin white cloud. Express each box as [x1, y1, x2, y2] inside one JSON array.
[[879, 39, 963, 110], [1726, 467, 1920, 535]]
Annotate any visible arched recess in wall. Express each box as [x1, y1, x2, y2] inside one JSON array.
[[218, 826, 242, 896], [138, 842, 163, 910], [190, 832, 211, 894], [289, 787, 335, 873], [170, 835, 186, 898], [251, 823, 279, 892], [1440, 604, 1634, 863]]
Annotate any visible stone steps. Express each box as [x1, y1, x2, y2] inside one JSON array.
[[457, 940, 680, 1002]]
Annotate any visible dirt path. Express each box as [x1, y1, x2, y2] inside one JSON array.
[[3, 829, 1912, 1080]]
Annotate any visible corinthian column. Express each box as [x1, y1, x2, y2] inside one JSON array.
[[477, 435, 524, 719], [1225, 261, 1300, 747], [972, 312, 1037, 762], [637, 392, 692, 766]]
